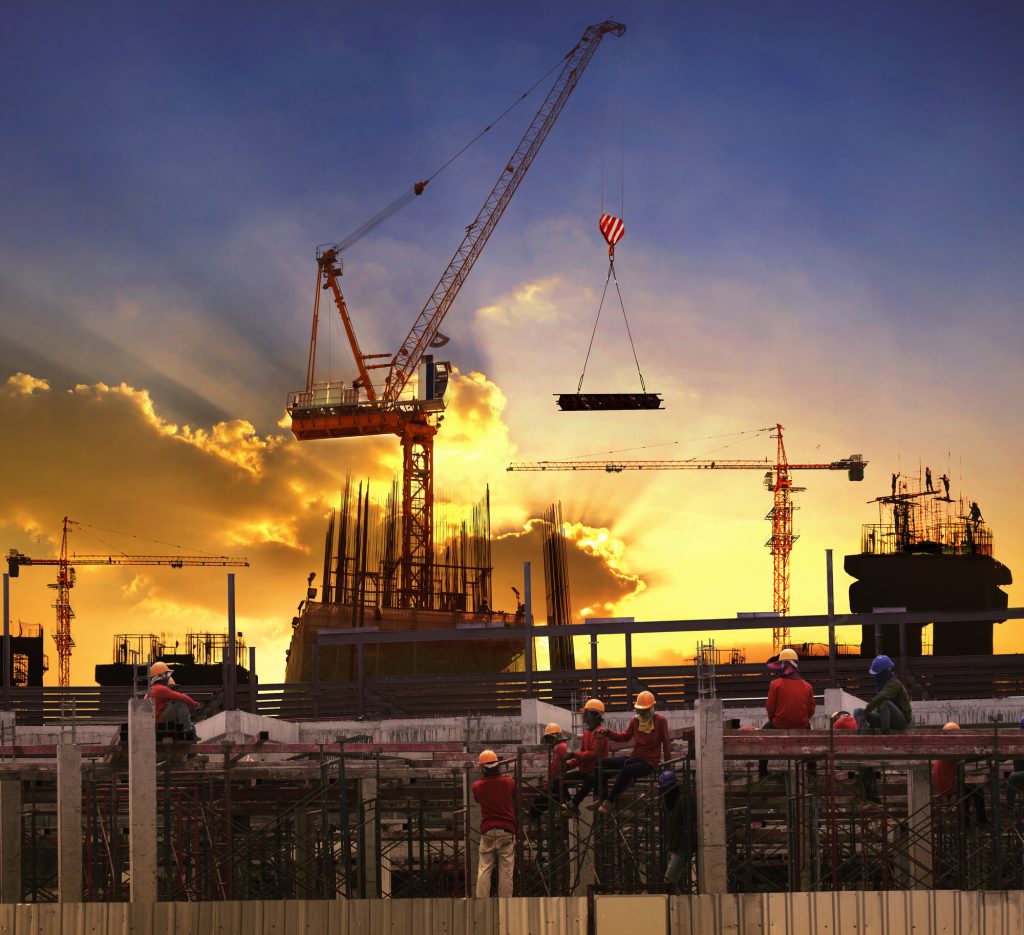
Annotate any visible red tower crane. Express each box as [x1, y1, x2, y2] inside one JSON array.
[[7, 517, 249, 686], [287, 20, 626, 611], [507, 424, 867, 652]]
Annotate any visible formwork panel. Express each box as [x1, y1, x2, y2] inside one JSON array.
[[500, 896, 586, 935], [594, 894, 667, 934]]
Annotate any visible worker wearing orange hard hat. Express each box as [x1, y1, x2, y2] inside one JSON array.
[[595, 690, 671, 815], [472, 749, 516, 897], [145, 661, 200, 740], [932, 722, 988, 826], [562, 699, 609, 813]]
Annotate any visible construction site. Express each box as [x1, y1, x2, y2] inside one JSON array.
[[3, 11, 1024, 935]]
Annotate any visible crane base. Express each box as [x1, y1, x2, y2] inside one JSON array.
[[556, 393, 663, 411]]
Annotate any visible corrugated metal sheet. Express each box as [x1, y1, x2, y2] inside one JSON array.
[[0, 893, 1019, 934]]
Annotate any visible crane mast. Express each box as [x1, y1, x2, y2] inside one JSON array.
[[289, 20, 626, 610], [508, 425, 867, 652], [7, 517, 249, 687]]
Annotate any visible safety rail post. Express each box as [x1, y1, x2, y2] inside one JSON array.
[[56, 740, 82, 902], [826, 549, 836, 685]]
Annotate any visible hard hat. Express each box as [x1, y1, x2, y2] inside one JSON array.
[[1019, 716, 1024, 729], [830, 710, 850, 723], [582, 698, 605, 713], [778, 648, 798, 662], [657, 770, 677, 791], [478, 750, 498, 766], [150, 661, 173, 677], [942, 721, 960, 731], [634, 690, 656, 710], [543, 723, 563, 738], [868, 654, 894, 676]]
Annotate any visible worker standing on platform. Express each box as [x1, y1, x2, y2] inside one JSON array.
[[473, 750, 516, 897], [855, 655, 912, 733], [758, 649, 815, 779], [563, 699, 609, 813], [831, 709, 880, 803], [596, 690, 671, 814], [658, 770, 693, 893], [933, 722, 987, 825], [146, 662, 200, 740]]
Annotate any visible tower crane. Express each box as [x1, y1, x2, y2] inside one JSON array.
[[6, 517, 249, 687], [507, 424, 867, 652], [287, 20, 626, 611]]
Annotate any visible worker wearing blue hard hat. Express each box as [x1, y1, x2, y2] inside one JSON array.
[[853, 655, 912, 733], [657, 771, 693, 892]]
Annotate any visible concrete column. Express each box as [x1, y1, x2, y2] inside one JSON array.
[[128, 698, 158, 902], [906, 764, 933, 889], [0, 779, 21, 903], [574, 809, 597, 893], [361, 777, 380, 898], [694, 698, 727, 893], [56, 742, 82, 902]]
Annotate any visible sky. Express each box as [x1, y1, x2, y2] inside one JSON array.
[[1, 2, 1022, 685]]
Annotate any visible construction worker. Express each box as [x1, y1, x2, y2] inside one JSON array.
[[1005, 717, 1024, 811], [596, 690, 671, 814], [146, 662, 200, 739], [940, 473, 951, 498], [969, 501, 983, 524], [529, 723, 569, 821], [658, 770, 693, 893], [563, 699, 609, 813], [933, 722, 987, 826], [831, 710, 879, 802], [891, 472, 900, 497], [472, 750, 516, 897], [854, 655, 912, 733], [925, 466, 934, 493], [758, 648, 815, 779]]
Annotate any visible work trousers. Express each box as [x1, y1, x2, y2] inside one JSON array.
[[665, 850, 686, 887], [854, 701, 908, 732], [564, 770, 598, 808], [159, 700, 197, 739], [476, 828, 515, 897], [600, 757, 653, 803]]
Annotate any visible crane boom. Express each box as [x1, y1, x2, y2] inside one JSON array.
[[508, 457, 865, 473], [9, 553, 249, 569], [382, 19, 627, 405]]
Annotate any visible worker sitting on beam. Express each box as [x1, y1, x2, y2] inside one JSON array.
[[146, 661, 200, 741]]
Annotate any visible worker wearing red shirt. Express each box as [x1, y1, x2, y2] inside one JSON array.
[[146, 662, 200, 737], [472, 750, 516, 897], [529, 723, 569, 820], [758, 649, 815, 779], [563, 699, 610, 812], [933, 722, 987, 825], [596, 690, 671, 814]]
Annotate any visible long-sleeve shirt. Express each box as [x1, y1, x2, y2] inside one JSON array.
[[864, 676, 912, 723], [605, 714, 671, 767], [547, 741, 568, 789], [472, 774, 516, 833], [566, 727, 609, 774], [146, 682, 199, 723], [765, 675, 816, 729]]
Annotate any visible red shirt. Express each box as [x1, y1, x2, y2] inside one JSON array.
[[472, 774, 516, 833], [766, 675, 815, 728], [932, 759, 956, 797], [147, 682, 198, 723], [606, 714, 671, 768], [566, 727, 609, 774], [547, 741, 568, 788]]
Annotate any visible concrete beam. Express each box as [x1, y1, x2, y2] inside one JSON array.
[[128, 698, 157, 902], [694, 699, 727, 894], [520, 699, 575, 745], [56, 742, 82, 902], [0, 779, 21, 903]]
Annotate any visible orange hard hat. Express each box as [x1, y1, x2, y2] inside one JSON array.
[[149, 661, 173, 679], [634, 690, 656, 710], [543, 723, 563, 737], [478, 750, 499, 766], [942, 722, 960, 731], [581, 698, 605, 713]]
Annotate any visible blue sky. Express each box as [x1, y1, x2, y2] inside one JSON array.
[[2, 2, 1023, 679]]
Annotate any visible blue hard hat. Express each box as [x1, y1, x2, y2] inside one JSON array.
[[1019, 716, 1024, 728], [868, 654, 894, 675], [657, 770, 677, 791]]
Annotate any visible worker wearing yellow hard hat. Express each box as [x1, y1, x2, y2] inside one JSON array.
[[759, 648, 815, 781], [471, 749, 516, 896], [595, 690, 672, 815]]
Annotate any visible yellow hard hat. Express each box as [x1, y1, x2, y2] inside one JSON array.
[[149, 661, 173, 678], [478, 750, 499, 766], [778, 648, 799, 662], [543, 723, 563, 737], [634, 690, 656, 710], [582, 698, 605, 713], [942, 721, 960, 731]]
